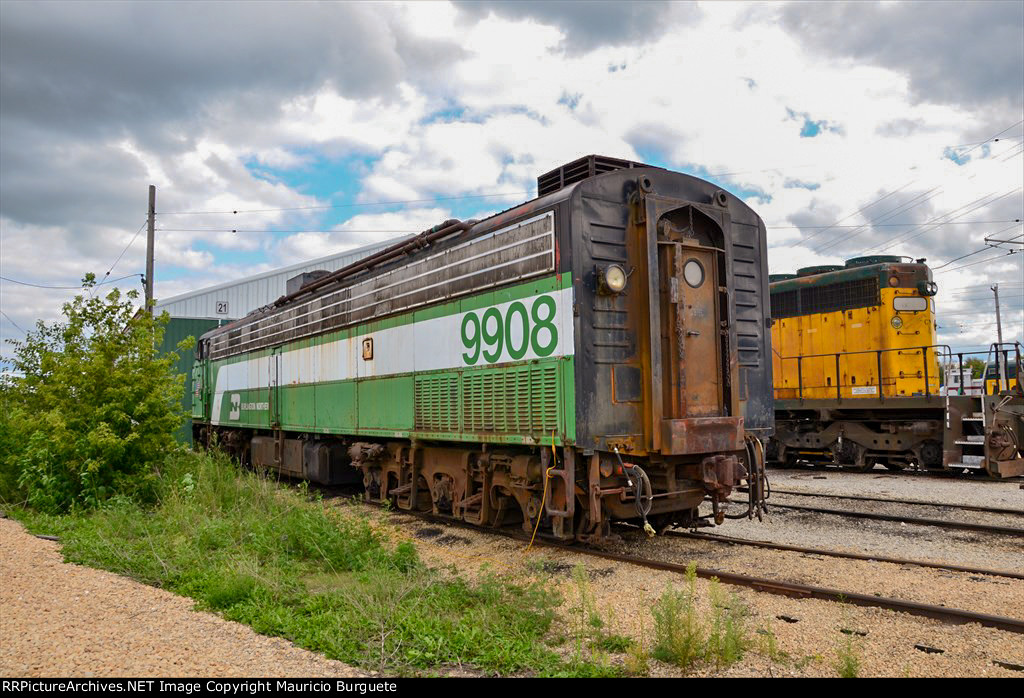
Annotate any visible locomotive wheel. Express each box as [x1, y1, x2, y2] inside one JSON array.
[[834, 440, 869, 471], [918, 440, 943, 469]]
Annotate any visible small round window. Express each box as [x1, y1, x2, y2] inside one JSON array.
[[683, 259, 705, 288]]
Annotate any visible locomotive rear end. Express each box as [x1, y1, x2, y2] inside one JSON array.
[[190, 156, 774, 541]]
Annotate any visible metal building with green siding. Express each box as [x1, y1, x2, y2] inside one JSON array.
[[158, 317, 224, 443]]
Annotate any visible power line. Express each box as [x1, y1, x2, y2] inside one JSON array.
[[157, 190, 534, 216], [159, 218, 1024, 235], [768, 219, 1018, 229], [869, 187, 1023, 255], [930, 223, 1024, 270], [787, 119, 1024, 251], [156, 228, 421, 234], [813, 186, 946, 253], [102, 220, 148, 281], [0, 310, 27, 334], [0, 273, 143, 290], [936, 249, 1019, 274]]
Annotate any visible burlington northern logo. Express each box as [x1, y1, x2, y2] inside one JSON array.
[[229, 393, 268, 420]]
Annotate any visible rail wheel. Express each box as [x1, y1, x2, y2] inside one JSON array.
[[918, 440, 943, 470], [834, 439, 869, 471]]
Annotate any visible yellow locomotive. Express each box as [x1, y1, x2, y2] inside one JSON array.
[[771, 256, 940, 400], [768, 257, 945, 471]]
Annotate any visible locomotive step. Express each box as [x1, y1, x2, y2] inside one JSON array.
[[954, 436, 986, 445]]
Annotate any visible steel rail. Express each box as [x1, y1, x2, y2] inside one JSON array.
[[766, 465, 1013, 482], [741, 486, 1024, 516], [667, 530, 1024, 581], [530, 538, 1024, 635], [323, 489, 1024, 635], [757, 501, 1024, 536]]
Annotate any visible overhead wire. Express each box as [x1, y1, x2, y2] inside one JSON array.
[[157, 190, 534, 216], [0, 310, 27, 334], [868, 187, 1023, 254], [0, 273, 143, 290], [102, 220, 149, 282], [936, 249, 1020, 274], [788, 119, 1024, 251]]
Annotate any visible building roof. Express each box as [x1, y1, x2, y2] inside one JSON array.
[[154, 235, 411, 320]]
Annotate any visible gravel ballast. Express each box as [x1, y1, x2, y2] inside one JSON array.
[[0, 518, 366, 678], [354, 503, 1024, 678]]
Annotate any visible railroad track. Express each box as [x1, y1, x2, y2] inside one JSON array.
[[757, 488, 1024, 516], [323, 489, 1024, 636], [752, 500, 1024, 536], [767, 464, 1019, 482], [667, 530, 1024, 581]]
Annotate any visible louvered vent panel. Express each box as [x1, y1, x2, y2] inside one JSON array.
[[462, 364, 559, 435], [414, 374, 460, 431], [536, 155, 652, 196]]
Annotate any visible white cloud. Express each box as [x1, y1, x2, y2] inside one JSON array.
[[1, 0, 1021, 358]]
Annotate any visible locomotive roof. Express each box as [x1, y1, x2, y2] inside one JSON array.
[[199, 161, 762, 344], [769, 259, 933, 294]]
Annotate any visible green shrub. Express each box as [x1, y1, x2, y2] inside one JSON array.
[[705, 578, 750, 668], [1, 275, 187, 513], [835, 635, 861, 677], [652, 562, 704, 669]]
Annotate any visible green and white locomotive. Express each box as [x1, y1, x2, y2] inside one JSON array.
[[191, 155, 773, 541]]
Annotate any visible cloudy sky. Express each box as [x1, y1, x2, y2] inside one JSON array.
[[1, 0, 1022, 363]]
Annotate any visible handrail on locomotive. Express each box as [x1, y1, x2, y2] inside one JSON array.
[[774, 342, 1024, 401]]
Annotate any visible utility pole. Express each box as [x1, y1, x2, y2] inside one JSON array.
[[991, 283, 1006, 390], [146, 185, 155, 315]]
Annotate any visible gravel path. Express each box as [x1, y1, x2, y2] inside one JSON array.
[[0, 518, 366, 678]]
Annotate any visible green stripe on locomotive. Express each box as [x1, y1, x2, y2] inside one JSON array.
[[196, 273, 577, 446]]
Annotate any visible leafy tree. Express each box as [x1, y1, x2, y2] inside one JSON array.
[[964, 357, 987, 379], [0, 275, 189, 512]]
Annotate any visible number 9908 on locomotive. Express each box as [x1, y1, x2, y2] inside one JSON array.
[[190, 155, 773, 542]]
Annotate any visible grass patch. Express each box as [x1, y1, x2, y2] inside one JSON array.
[[11, 447, 587, 675], [835, 634, 862, 678], [651, 562, 751, 674]]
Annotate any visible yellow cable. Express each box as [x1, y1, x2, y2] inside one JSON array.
[[524, 431, 557, 553]]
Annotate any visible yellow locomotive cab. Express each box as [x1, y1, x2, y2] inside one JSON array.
[[770, 257, 940, 400]]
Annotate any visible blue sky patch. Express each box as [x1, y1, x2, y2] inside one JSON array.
[[787, 107, 843, 138], [800, 118, 824, 138], [943, 146, 971, 165], [558, 91, 582, 110], [784, 178, 821, 191], [635, 149, 773, 204]]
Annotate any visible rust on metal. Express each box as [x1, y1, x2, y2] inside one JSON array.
[[660, 416, 744, 455]]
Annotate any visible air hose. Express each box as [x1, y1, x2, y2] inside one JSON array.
[[614, 447, 655, 536]]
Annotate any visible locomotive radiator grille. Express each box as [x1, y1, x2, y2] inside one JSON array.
[[460, 364, 559, 435], [414, 374, 460, 432]]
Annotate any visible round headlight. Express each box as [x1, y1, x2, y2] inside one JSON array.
[[889, 275, 900, 287], [891, 316, 903, 329], [601, 264, 628, 294]]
